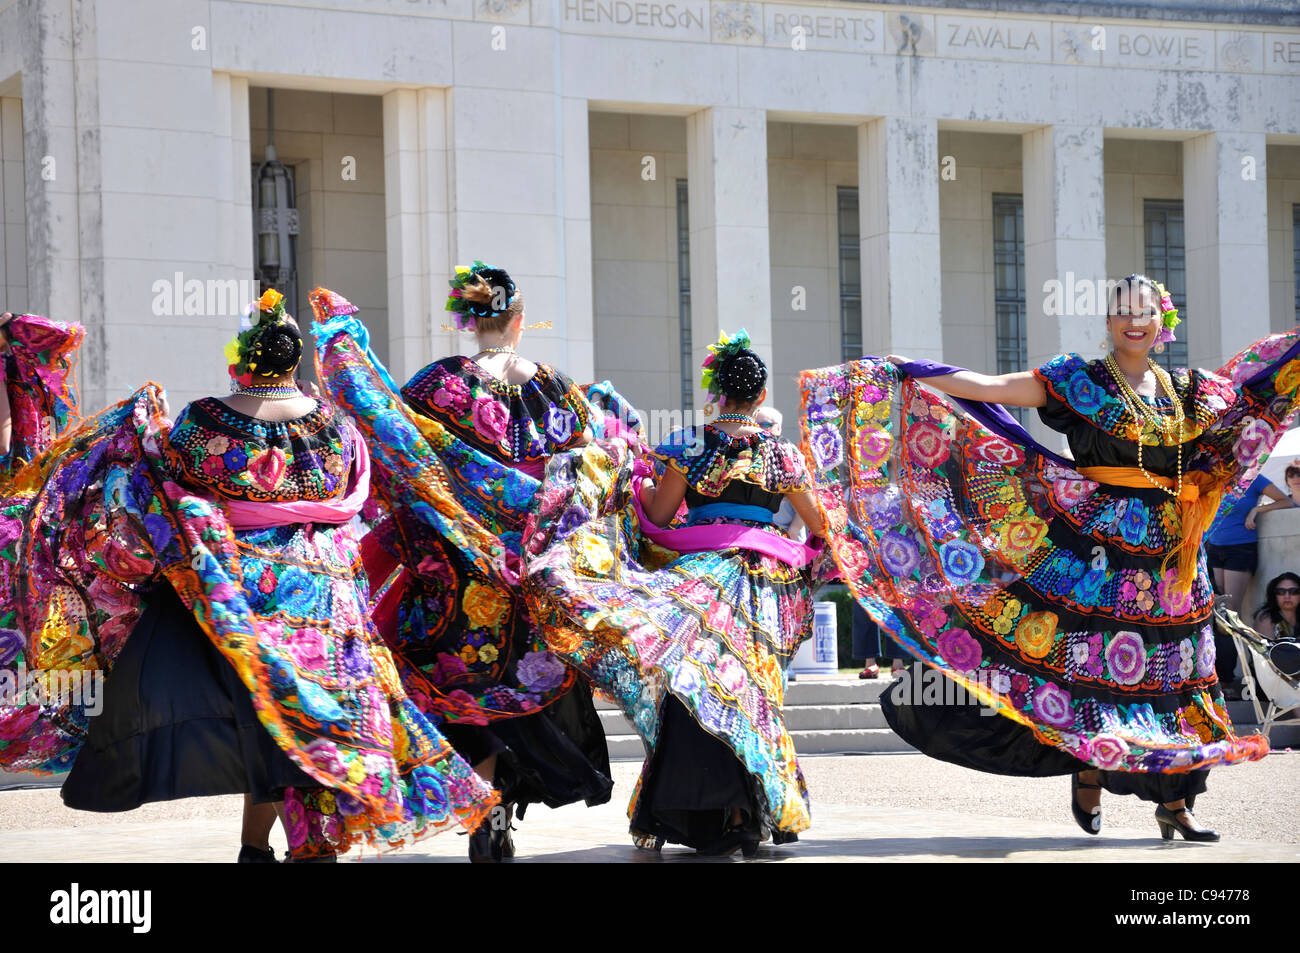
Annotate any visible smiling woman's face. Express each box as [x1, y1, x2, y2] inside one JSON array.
[[1107, 283, 1161, 357]]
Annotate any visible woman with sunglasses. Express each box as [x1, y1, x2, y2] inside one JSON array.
[[1254, 573, 1300, 644], [801, 274, 1299, 843]]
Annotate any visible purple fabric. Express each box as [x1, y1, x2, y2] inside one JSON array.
[[883, 356, 1074, 468], [632, 476, 822, 568]]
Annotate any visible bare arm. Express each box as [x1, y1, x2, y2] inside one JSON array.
[[886, 356, 1047, 408], [639, 467, 688, 529], [1244, 484, 1294, 528], [787, 490, 825, 539]]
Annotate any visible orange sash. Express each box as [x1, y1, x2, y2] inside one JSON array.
[[1077, 466, 1221, 598]]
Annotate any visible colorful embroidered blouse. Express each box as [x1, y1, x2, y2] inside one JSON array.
[[652, 425, 811, 506], [401, 357, 592, 472], [162, 397, 354, 503], [1034, 354, 1236, 475]]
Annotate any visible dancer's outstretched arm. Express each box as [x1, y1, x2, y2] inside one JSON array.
[[885, 355, 1047, 408]]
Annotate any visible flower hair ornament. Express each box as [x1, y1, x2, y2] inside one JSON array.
[[700, 327, 758, 415], [1151, 279, 1180, 346], [442, 259, 552, 332], [224, 288, 301, 387]]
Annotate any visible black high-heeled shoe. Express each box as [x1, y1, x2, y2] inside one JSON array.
[[1155, 804, 1220, 842], [468, 803, 516, 863], [237, 844, 278, 863], [1070, 773, 1102, 835]]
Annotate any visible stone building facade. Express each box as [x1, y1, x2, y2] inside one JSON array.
[[0, 0, 1297, 441]]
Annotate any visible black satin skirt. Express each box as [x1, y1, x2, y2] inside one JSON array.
[[881, 668, 1208, 805], [629, 696, 760, 849], [441, 677, 614, 813], [61, 584, 313, 812]]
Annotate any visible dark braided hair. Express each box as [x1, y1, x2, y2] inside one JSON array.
[[716, 349, 767, 404]]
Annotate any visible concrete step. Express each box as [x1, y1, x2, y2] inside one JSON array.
[[594, 675, 891, 712], [603, 726, 914, 761], [0, 769, 61, 790], [598, 702, 889, 734]]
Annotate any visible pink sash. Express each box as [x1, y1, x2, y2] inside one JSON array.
[[223, 429, 371, 530], [630, 476, 822, 568]]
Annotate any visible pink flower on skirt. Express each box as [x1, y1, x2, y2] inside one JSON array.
[[471, 397, 510, 442]]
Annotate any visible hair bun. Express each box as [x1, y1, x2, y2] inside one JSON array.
[[252, 321, 303, 377], [716, 349, 767, 401]]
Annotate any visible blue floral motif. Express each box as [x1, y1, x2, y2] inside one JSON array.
[[1071, 567, 1107, 604], [1118, 500, 1150, 546], [938, 539, 985, 587], [297, 678, 346, 723], [276, 566, 318, 616], [1065, 370, 1105, 414]]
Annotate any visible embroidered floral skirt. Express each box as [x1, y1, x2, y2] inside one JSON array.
[[0, 388, 497, 859], [796, 347, 1300, 780], [523, 441, 816, 838]]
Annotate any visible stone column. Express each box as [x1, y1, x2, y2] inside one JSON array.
[[1184, 131, 1271, 371], [383, 87, 450, 386], [19, 1, 85, 344], [1021, 124, 1107, 371], [857, 116, 942, 360], [212, 73, 253, 284], [0, 97, 26, 309], [560, 95, 594, 384], [685, 106, 772, 410]]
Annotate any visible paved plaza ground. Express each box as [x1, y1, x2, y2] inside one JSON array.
[[2, 751, 1295, 863]]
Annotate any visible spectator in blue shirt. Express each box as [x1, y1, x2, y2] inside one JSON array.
[[1206, 473, 1293, 694]]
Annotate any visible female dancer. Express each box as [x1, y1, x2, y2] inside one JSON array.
[[799, 275, 1298, 842], [312, 271, 614, 862], [524, 329, 826, 856], [0, 290, 495, 861]]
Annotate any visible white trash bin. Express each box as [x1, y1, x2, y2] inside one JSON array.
[[791, 601, 840, 675]]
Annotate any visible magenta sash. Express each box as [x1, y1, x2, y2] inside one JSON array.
[[630, 476, 822, 568], [223, 429, 372, 530], [512, 458, 545, 479]]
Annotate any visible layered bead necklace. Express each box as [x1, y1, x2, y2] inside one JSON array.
[[233, 380, 301, 400], [1102, 352, 1187, 498], [714, 412, 758, 428]]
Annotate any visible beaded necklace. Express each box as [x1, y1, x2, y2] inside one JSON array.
[[233, 381, 300, 401], [1102, 352, 1186, 498], [714, 413, 758, 427]]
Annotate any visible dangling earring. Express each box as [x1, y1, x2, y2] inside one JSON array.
[[1153, 341, 1165, 354]]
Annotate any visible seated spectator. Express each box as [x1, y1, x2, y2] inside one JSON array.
[[1206, 474, 1292, 694], [1254, 572, 1300, 644]]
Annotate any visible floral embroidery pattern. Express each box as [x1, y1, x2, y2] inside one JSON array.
[[797, 330, 1300, 774]]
